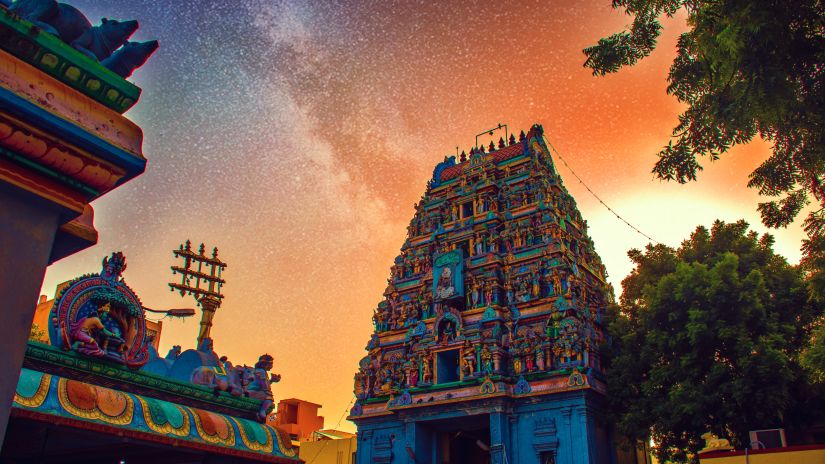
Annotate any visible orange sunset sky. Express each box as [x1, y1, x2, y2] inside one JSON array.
[[38, 1, 806, 431]]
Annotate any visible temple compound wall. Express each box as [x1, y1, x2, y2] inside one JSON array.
[[350, 124, 615, 464]]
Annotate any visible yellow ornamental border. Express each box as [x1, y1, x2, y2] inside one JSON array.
[[13, 372, 51, 408], [137, 396, 191, 437], [191, 408, 236, 447], [270, 425, 299, 458], [229, 417, 274, 453], [57, 378, 134, 426]]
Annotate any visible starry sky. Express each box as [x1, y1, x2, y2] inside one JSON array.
[[38, 0, 806, 431]]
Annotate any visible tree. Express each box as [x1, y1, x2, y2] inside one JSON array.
[[801, 322, 825, 384], [605, 220, 821, 462], [583, 1, 825, 278]]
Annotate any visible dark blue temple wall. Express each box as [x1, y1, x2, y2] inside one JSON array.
[[354, 390, 613, 464]]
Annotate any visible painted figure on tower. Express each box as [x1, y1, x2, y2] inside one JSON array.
[[350, 124, 612, 464]]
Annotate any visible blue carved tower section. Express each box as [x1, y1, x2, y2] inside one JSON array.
[[350, 124, 615, 463]]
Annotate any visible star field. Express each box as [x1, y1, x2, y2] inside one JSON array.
[[40, 0, 806, 431]]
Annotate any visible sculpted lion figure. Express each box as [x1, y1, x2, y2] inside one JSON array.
[[699, 432, 732, 453]]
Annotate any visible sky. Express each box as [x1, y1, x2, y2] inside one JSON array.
[[38, 0, 807, 432]]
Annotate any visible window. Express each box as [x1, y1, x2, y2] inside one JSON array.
[[456, 240, 470, 257], [540, 452, 556, 464], [461, 201, 474, 218], [436, 349, 461, 384]]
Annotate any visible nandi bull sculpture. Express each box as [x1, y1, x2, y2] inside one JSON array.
[[190, 358, 248, 397], [191, 354, 280, 422]]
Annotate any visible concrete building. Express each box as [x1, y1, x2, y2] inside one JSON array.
[[300, 430, 357, 464], [270, 398, 325, 443]]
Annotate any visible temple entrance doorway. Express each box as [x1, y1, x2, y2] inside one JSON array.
[[424, 414, 491, 464]]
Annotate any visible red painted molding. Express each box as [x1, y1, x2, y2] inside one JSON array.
[[10, 408, 303, 464], [700, 444, 825, 459]]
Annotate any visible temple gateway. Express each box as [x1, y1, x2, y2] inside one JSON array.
[[350, 124, 614, 464]]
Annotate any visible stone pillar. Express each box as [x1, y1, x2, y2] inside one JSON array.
[[0, 188, 61, 447], [490, 411, 511, 464]]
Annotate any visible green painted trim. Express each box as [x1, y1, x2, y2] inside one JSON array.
[[513, 247, 544, 260], [396, 278, 421, 289], [497, 154, 528, 167], [0, 10, 140, 114], [0, 145, 100, 197], [23, 342, 263, 418], [504, 172, 530, 184]]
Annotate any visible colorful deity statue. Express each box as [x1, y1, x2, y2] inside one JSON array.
[[245, 354, 280, 421], [439, 318, 457, 344], [552, 269, 563, 296], [68, 302, 125, 357], [374, 308, 388, 332], [470, 279, 481, 307], [420, 354, 433, 384], [531, 272, 541, 299], [406, 357, 419, 388], [536, 341, 546, 371], [480, 345, 493, 374], [52, 253, 151, 369], [462, 341, 476, 378], [484, 280, 494, 306], [525, 341, 536, 372], [505, 282, 514, 305]]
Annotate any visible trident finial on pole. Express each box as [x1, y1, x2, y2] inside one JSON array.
[[169, 240, 227, 345]]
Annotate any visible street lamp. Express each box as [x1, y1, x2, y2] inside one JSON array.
[[143, 307, 196, 318]]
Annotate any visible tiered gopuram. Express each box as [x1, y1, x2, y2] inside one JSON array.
[[351, 124, 613, 464]]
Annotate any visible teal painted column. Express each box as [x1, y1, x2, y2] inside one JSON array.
[[490, 411, 512, 464], [577, 405, 594, 464], [405, 420, 434, 464], [560, 407, 573, 464]]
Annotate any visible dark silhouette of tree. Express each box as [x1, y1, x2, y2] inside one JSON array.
[[584, 1, 825, 293], [605, 220, 821, 462]]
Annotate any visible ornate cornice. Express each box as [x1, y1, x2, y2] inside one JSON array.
[[0, 48, 144, 156], [23, 342, 264, 421], [0, 8, 141, 114], [0, 103, 129, 194]]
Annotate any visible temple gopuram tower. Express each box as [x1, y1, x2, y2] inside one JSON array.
[[350, 124, 613, 464]]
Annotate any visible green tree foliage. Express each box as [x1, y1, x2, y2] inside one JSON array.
[[28, 323, 46, 342], [606, 220, 821, 462], [583, 1, 825, 281], [801, 322, 825, 384]]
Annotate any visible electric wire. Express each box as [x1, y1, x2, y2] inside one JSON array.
[[542, 135, 662, 245], [306, 396, 356, 464], [308, 136, 657, 464]]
